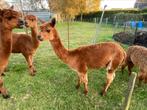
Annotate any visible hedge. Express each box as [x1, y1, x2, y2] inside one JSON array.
[[76, 9, 147, 21]]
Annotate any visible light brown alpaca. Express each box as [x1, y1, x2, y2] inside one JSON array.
[[0, 8, 24, 98], [122, 45, 147, 84], [38, 18, 126, 96], [11, 15, 39, 76]]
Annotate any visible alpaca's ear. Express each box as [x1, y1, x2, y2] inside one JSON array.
[[0, 9, 2, 15], [38, 18, 46, 24], [50, 18, 56, 27], [0, 9, 2, 22], [0, 9, 4, 22], [0, 9, 3, 15], [10, 5, 14, 10]]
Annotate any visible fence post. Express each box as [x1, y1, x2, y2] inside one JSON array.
[[106, 18, 108, 25], [122, 72, 137, 110], [67, 20, 70, 49]]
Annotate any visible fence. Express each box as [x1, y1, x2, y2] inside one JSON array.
[[78, 16, 147, 35]]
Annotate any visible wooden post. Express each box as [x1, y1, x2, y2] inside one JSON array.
[[67, 19, 70, 49], [122, 72, 137, 110], [105, 18, 108, 25], [93, 5, 107, 44], [135, 22, 138, 36]]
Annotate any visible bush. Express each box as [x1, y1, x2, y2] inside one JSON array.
[[115, 13, 143, 25], [134, 31, 147, 47], [76, 9, 140, 21], [75, 9, 147, 22], [113, 32, 135, 45]]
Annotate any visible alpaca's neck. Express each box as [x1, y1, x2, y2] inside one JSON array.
[[50, 29, 69, 63], [31, 25, 39, 49], [0, 26, 12, 53]]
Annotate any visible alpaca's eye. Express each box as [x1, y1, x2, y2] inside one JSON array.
[[46, 29, 50, 33], [7, 17, 13, 20], [31, 19, 34, 22]]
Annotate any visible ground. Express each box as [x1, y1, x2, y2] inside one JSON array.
[[0, 22, 147, 110]]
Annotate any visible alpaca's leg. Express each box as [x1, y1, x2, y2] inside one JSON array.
[[4, 66, 8, 72], [29, 55, 36, 73], [2, 65, 9, 76], [102, 69, 115, 96], [24, 55, 36, 76], [128, 62, 134, 76], [0, 68, 9, 98], [81, 73, 88, 95], [144, 73, 147, 83], [121, 55, 128, 74], [76, 73, 82, 89], [76, 64, 88, 95], [76, 72, 88, 95], [138, 71, 145, 85], [83, 73, 88, 95], [121, 63, 127, 74], [101, 57, 121, 96], [0, 78, 9, 98]]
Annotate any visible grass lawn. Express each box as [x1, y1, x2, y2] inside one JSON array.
[[0, 22, 147, 110]]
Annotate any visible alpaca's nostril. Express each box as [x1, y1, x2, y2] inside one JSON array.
[[25, 21, 28, 27], [18, 19, 25, 28], [19, 20, 24, 25], [37, 35, 41, 39], [37, 35, 43, 41]]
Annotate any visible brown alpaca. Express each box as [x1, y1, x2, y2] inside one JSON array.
[[122, 45, 147, 84], [37, 18, 126, 96], [11, 15, 39, 76], [0, 8, 24, 98]]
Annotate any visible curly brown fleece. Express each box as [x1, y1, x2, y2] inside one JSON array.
[[124, 45, 147, 83]]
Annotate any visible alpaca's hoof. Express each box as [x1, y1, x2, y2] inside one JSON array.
[[33, 69, 37, 73], [100, 91, 106, 96], [29, 71, 36, 76], [129, 73, 132, 76], [30, 73, 36, 76], [29, 70, 36, 76], [137, 81, 142, 87], [144, 80, 147, 84], [84, 90, 88, 95], [75, 85, 80, 89], [1, 73, 5, 76], [4, 68, 9, 72], [2, 94, 10, 99]]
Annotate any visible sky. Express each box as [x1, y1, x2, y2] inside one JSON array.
[[100, 0, 137, 9], [6, 0, 137, 10]]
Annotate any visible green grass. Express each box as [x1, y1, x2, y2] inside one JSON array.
[[0, 22, 147, 110]]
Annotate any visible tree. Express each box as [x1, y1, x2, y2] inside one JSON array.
[[16, 0, 48, 11], [48, 0, 100, 20], [86, 0, 100, 12], [48, 0, 84, 20], [77, 0, 86, 21]]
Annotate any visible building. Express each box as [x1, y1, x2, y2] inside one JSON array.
[[5, 0, 53, 21], [134, 0, 147, 9]]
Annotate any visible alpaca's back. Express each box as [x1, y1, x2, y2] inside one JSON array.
[[69, 42, 125, 69], [12, 33, 33, 53], [127, 45, 147, 71]]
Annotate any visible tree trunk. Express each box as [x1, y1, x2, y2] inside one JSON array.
[[80, 12, 83, 21]]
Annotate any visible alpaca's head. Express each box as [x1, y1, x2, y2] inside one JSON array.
[[24, 15, 37, 28], [0, 6, 24, 29], [37, 18, 56, 41]]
